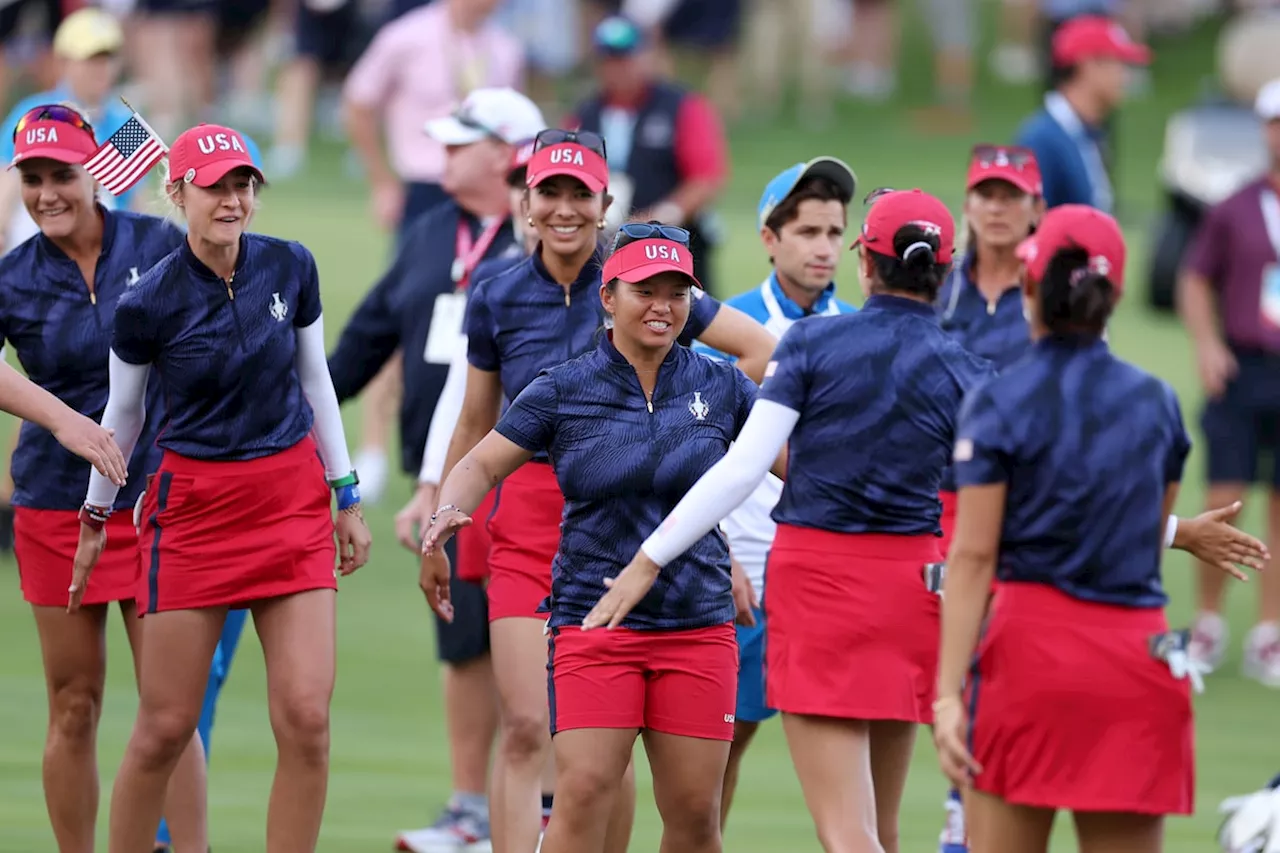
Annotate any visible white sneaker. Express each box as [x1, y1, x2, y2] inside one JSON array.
[[1243, 622, 1280, 689], [353, 447, 389, 506], [395, 804, 491, 853], [1189, 611, 1228, 674]]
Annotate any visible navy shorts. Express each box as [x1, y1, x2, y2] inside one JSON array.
[[662, 0, 741, 49], [433, 508, 491, 665], [735, 606, 776, 724], [295, 0, 360, 66], [1201, 348, 1280, 488]]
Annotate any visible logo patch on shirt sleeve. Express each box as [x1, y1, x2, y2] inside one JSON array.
[[953, 438, 974, 462], [764, 360, 778, 378]]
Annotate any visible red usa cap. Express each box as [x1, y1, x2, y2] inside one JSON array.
[[966, 144, 1043, 196], [1052, 16, 1151, 67], [168, 123, 264, 187], [1016, 204, 1127, 294], [525, 142, 608, 193], [11, 117, 97, 167], [852, 188, 955, 264], [601, 238, 701, 288]]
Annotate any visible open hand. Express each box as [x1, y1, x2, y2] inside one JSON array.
[[1177, 502, 1269, 580], [68, 522, 106, 613], [582, 553, 661, 630]]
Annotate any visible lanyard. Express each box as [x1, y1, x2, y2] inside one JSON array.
[[1260, 189, 1280, 261], [451, 218, 504, 289]]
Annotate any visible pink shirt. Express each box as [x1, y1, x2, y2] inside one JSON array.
[[344, 4, 525, 183]]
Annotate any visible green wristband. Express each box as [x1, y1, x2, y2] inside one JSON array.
[[329, 471, 359, 489]]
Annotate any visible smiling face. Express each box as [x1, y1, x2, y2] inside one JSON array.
[[601, 272, 692, 354], [173, 166, 257, 247], [527, 174, 608, 259], [18, 158, 98, 240]]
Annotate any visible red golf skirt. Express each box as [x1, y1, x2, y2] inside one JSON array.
[[486, 460, 563, 621], [548, 622, 738, 740], [455, 489, 496, 584], [765, 524, 941, 723], [967, 582, 1195, 815], [938, 490, 958, 557], [15, 509, 139, 607], [136, 437, 337, 614]]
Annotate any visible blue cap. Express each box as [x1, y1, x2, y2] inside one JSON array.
[[757, 157, 858, 231], [593, 15, 644, 56]]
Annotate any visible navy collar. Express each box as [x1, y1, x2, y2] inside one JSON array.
[[531, 242, 605, 292], [768, 272, 838, 318], [1035, 333, 1108, 354], [863, 293, 938, 318], [36, 204, 118, 264], [182, 233, 249, 281], [598, 329, 682, 368]]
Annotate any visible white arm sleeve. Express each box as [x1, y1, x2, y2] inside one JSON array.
[[295, 315, 354, 481], [419, 342, 469, 485], [85, 353, 150, 507], [1164, 515, 1179, 549], [641, 399, 800, 567]]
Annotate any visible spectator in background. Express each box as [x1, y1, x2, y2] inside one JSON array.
[[841, 0, 976, 129], [1014, 15, 1149, 212], [1177, 77, 1280, 689], [129, 0, 218, 142], [0, 8, 141, 256], [0, 0, 66, 106], [570, 15, 728, 295], [492, 0, 579, 111], [339, 0, 523, 504]]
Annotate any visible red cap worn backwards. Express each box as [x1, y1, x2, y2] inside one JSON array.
[[602, 238, 702, 288], [852, 188, 955, 264], [1016, 204, 1127, 295], [167, 123, 264, 187], [525, 142, 609, 193]]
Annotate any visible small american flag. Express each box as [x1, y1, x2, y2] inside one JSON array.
[[83, 113, 167, 196]]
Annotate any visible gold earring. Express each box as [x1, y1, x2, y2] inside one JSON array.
[[597, 219, 605, 230], [527, 216, 534, 227]]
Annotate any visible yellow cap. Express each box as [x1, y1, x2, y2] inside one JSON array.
[[53, 8, 124, 61]]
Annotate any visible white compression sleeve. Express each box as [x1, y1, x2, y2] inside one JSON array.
[[641, 399, 800, 567], [419, 342, 468, 484], [295, 316, 354, 480], [85, 353, 150, 507]]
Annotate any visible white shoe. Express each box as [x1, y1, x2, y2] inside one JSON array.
[[394, 807, 491, 853], [1189, 611, 1229, 674], [1243, 622, 1280, 689], [353, 447, 389, 506]]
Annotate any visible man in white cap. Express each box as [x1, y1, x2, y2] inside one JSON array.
[[1178, 76, 1280, 689], [327, 86, 545, 853], [0, 7, 136, 255]]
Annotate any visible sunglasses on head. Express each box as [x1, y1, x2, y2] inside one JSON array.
[[452, 107, 504, 141], [971, 145, 1035, 171], [14, 104, 94, 142], [534, 129, 607, 161], [614, 222, 690, 251], [863, 186, 897, 206]]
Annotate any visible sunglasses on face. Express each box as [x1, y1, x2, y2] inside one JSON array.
[[14, 104, 94, 142], [970, 145, 1035, 171], [613, 221, 691, 251], [534, 129, 607, 161]]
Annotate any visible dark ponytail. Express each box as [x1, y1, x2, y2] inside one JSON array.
[[1038, 246, 1115, 336], [868, 223, 951, 302]]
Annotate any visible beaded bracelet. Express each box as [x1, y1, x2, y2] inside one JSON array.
[[79, 503, 110, 532]]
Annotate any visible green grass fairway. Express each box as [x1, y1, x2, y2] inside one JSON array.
[[1, 12, 1277, 852]]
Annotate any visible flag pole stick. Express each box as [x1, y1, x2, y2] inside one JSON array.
[[118, 96, 170, 154]]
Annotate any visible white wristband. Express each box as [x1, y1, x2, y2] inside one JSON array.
[[1164, 515, 1179, 550]]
